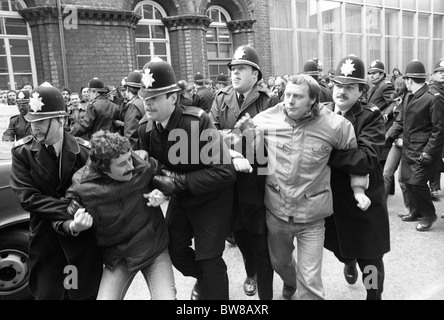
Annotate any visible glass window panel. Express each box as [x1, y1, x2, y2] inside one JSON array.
[[14, 74, 32, 87], [418, 39, 429, 65], [296, 0, 318, 29], [323, 33, 342, 72], [209, 64, 219, 76], [206, 28, 216, 42], [385, 37, 399, 76], [385, 0, 399, 7], [137, 57, 150, 70], [154, 7, 163, 20], [0, 75, 9, 90], [365, 0, 381, 5], [207, 43, 217, 59], [418, 14, 430, 37], [137, 42, 150, 55], [345, 4, 361, 33], [210, 9, 219, 22], [135, 25, 150, 38], [402, 11, 414, 37], [0, 0, 10, 11], [433, 15, 443, 38], [5, 18, 27, 35], [218, 28, 230, 42], [0, 55, 7, 73], [270, 29, 295, 77], [152, 25, 166, 39], [385, 9, 398, 36], [433, 40, 443, 66], [402, 39, 414, 66], [9, 39, 28, 55], [402, 0, 415, 10], [297, 31, 319, 69], [142, 5, 153, 20], [418, 0, 431, 12], [434, 0, 444, 13], [220, 13, 228, 24], [270, 0, 292, 28], [0, 39, 5, 55], [367, 36, 381, 63], [366, 7, 381, 34], [219, 44, 231, 59], [346, 34, 362, 57], [153, 42, 166, 56], [321, 1, 341, 32], [12, 57, 31, 73]]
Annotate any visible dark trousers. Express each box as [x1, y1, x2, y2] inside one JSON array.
[[335, 253, 385, 300], [234, 230, 274, 300], [405, 183, 436, 220]]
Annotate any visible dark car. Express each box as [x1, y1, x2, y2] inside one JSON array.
[[0, 141, 31, 300]]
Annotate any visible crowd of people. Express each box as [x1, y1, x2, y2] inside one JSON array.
[[2, 44, 444, 301]]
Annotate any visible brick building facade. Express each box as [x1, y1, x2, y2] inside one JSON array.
[[15, 0, 271, 92]]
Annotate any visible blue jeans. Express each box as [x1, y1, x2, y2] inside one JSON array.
[[266, 210, 325, 300], [383, 144, 410, 209], [97, 250, 176, 300]]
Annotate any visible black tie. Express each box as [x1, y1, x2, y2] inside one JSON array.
[[156, 123, 164, 132], [238, 94, 245, 108], [47, 145, 57, 162]]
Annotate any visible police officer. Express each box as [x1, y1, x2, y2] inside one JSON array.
[[324, 54, 390, 299], [177, 80, 194, 107], [9, 84, 102, 300], [120, 71, 145, 149], [209, 45, 278, 300], [70, 77, 118, 139], [2, 90, 31, 141], [137, 58, 237, 300], [303, 59, 333, 103], [192, 72, 213, 113], [387, 60, 444, 231]]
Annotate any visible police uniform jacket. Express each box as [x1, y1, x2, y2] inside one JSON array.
[[210, 84, 278, 234], [9, 133, 103, 299], [71, 95, 118, 139], [2, 114, 31, 141], [193, 86, 213, 113], [138, 105, 237, 260], [124, 95, 145, 149], [386, 83, 444, 185], [324, 101, 391, 259]]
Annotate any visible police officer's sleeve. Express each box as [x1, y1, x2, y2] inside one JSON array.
[[2, 117, 17, 141], [329, 108, 385, 175], [184, 115, 237, 196], [10, 150, 72, 221]]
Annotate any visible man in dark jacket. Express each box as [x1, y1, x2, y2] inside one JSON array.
[[2, 90, 31, 141], [9, 84, 103, 300], [70, 77, 118, 139], [386, 60, 444, 231], [137, 58, 237, 300], [324, 55, 390, 300], [209, 45, 278, 300], [192, 73, 213, 113]]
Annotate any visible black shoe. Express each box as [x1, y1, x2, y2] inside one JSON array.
[[243, 276, 257, 296], [344, 260, 358, 285], [190, 279, 201, 300], [401, 213, 420, 222], [226, 233, 237, 247], [282, 283, 296, 300], [416, 215, 438, 232]]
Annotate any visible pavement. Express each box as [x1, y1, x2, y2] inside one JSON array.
[[124, 178, 444, 301]]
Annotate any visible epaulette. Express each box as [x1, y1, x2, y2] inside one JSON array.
[[183, 106, 205, 119], [75, 137, 91, 149], [9, 114, 19, 120], [12, 135, 33, 149], [366, 105, 380, 113]]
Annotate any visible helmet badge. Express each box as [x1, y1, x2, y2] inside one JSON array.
[[233, 47, 246, 61], [341, 59, 356, 77], [29, 92, 44, 114], [142, 68, 155, 88]]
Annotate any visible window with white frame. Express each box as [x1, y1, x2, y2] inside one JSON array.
[[134, 1, 170, 70], [0, 0, 36, 90], [206, 6, 232, 82]]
